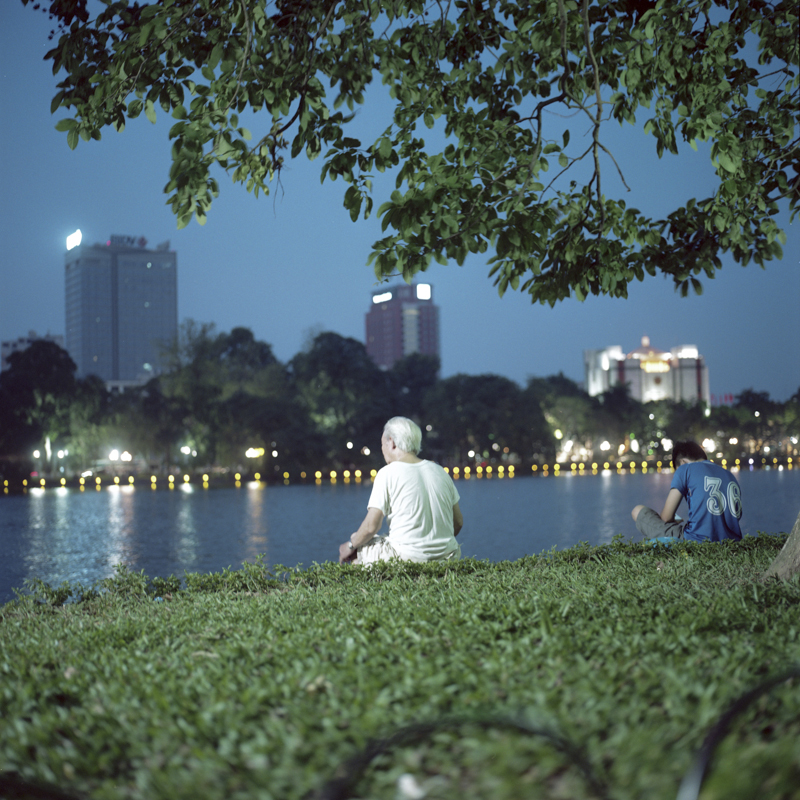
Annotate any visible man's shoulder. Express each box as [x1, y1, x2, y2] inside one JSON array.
[[417, 459, 452, 477], [671, 462, 690, 488], [384, 458, 440, 470], [382, 460, 451, 482], [686, 460, 737, 480]]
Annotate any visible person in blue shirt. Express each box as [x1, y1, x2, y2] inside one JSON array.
[[632, 440, 743, 542]]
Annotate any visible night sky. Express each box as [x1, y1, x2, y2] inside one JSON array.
[[2, 2, 798, 400]]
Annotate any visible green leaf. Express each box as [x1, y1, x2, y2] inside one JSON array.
[[50, 91, 65, 114], [67, 129, 79, 150], [208, 43, 224, 71], [145, 100, 157, 124], [716, 151, 739, 173]]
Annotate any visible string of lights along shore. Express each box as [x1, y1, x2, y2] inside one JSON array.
[[7, 452, 794, 497]]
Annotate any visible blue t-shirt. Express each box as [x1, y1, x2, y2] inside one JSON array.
[[670, 461, 743, 542]]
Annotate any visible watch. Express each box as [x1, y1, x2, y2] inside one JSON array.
[[348, 540, 356, 551]]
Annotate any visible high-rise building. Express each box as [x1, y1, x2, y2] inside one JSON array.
[[365, 282, 440, 370], [1, 331, 65, 372], [65, 234, 177, 388], [584, 336, 710, 405]]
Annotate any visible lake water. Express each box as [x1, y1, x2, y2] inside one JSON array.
[[2, 467, 798, 603]]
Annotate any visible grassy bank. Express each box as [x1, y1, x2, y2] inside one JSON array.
[[1, 536, 799, 800]]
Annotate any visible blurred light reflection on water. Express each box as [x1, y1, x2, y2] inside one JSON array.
[[1, 468, 797, 602]]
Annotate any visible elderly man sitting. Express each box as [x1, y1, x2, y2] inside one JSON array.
[[339, 416, 463, 565]]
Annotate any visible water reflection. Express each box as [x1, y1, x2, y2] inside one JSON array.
[[597, 471, 619, 545], [2, 467, 797, 603], [244, 482, 268, 562], [176, 486, 198, 570], [106, 486, 132, 571], [22, 485, 132, 590]]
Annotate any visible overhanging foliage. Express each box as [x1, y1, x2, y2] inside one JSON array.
[[25, 0, 799, 303]]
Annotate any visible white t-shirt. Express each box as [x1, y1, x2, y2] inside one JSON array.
[[367, 460, 460, 562]]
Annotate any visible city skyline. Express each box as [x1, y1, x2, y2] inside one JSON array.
[[1, 3, 798, 401]]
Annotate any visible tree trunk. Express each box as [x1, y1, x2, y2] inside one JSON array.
[[762, 510, 800, 581]]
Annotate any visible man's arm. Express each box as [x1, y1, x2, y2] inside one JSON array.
[[339, 507, 384, 563], [452, 502, 463, 537], [660, 489, 683, 523]]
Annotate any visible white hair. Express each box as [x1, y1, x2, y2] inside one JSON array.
[[383, 416, 422, 455]]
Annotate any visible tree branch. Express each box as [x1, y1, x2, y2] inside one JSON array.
[[582, 0, 604, 231]]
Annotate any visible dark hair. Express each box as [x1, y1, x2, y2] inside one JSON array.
[[672, 440, 707, 470]]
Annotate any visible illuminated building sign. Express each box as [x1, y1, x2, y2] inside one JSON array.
[[372, 291, 393, 304], [641, 360, 671, 373], [109, 235, 148, 248], [66, 229, 82, 250]]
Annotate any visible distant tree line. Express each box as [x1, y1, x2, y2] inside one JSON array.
[[1, 324, 798, 482]]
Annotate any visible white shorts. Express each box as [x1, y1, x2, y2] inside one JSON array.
[[355, 536, 461, 565], [355, 535, 398, 565]]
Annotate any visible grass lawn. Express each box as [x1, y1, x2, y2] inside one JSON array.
[[1, 535, 798, 800]]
